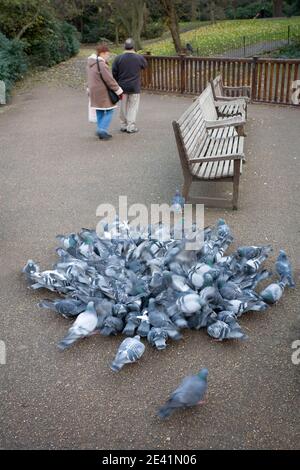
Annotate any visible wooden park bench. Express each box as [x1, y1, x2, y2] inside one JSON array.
[[199, 84, 247, 136], [210, 75, 251, 118], [172, 96, 245, 210]]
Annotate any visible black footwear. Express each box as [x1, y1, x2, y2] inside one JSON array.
[[98, 132, 112, 140]]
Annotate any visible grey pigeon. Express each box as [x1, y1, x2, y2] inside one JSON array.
[[260, 281, 285, 304], [57, 301, 97, 350], [237, 245, 272, 260], [275, 250, 295, 287], [147, 327, 168, 350], [207, 319, 246, 341], [158, 368, 208, 419], [38, 298, 86, 318], [22, 259, 40, 280], [110, 335, 145, 372]]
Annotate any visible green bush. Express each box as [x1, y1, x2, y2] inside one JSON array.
[[0, 31, 28, 98], [27, 18, 80, 67], [226, 1, 273, 19], [81, 21, 116, 43], [142, 21, 165, 40]]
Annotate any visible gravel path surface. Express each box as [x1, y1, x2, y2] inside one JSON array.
[[0, 59, 299, 449]]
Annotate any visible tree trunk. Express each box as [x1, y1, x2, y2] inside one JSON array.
[[16, 8, 40, 40], [190, 0, 197, 21], [115, 25, 119, 46], [273, 0, 283, 17], [210, 0, 216, 24], [160, 0, 182, 54], [132, 0, 145, 50]]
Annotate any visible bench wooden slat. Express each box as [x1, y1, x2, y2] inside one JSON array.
[[172, 81, 246, 209]]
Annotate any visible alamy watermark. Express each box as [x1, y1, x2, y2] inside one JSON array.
[[0, 80, 6, 105], [96, 196, 204, 250], [0, 340, 6, 365], [291, 80, 300, 105], [291, 340, 300, 365]]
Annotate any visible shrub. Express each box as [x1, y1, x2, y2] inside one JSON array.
[[142, 21, 165, 40], [26, 18, 80, 67], [0, 31, 28, 98]]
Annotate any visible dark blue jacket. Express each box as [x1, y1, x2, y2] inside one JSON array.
[[112, 52, 147, 94]]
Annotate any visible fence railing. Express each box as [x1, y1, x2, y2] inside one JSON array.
[[141, 55, 300, 105], [190, 25, 300, 58]]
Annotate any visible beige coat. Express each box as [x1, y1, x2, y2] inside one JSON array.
[[87, 55, 123, 110]]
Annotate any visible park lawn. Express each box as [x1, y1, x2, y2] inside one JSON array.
[[145, 17, 300, 56]]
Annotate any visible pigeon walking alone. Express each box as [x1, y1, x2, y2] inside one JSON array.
[[158, 368, 208, 419], [275, 250, 295, 287]]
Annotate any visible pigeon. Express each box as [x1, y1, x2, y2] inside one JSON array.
[[23, 218, 293, 357], [207, 319, 246, 341], [38, 298, 86, 318], [260, 281, 286, 304], [171, 190, 185, 212], [147, 327, 168, 350], [275, 250, 295, 287], [158, 368, 208, 419], [110, 336, 145, 372], [22, 260, 40, 280], [225, 298, 268, 317], [176, 293, 203, 315], [57, 302, 97, 350], [237, 245, 272, 260], [136, 312, 151, 337], [217, 218, 231, 239]]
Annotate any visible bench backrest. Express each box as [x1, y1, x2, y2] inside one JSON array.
[[172, 97, 207, 173], [198, 84, 218, 121], [210, 75, 223, 100]]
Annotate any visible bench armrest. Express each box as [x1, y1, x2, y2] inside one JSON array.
[[215, 95, 250, 103], [205, 117, 245, 129], [190, 154, 244, 164], [215, 99, 246, 107]]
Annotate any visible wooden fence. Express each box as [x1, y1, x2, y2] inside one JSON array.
[[141, 55, 300, 105]]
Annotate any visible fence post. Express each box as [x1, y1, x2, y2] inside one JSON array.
[[180, 54, 186, 94], [145, 52, 151, 89], [251, 56, 259, 101]]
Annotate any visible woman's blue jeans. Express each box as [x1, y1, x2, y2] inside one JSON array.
[[96, 109, 114, 135]]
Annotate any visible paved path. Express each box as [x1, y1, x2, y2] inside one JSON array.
[[0, 78, 299, 449]]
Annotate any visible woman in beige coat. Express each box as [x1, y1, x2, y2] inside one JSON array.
[[87, 44, 123, 140]]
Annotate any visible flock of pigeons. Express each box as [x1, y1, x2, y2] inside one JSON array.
[[22, 218, 294, 417]]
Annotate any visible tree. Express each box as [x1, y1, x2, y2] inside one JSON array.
[[159, 0, 182, 54], [273, 0, 283, 16], [191, 0, 198, 20], [110, 0, 146, 50], [0, 0, 49, 39]]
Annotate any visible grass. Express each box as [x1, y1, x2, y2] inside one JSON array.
[[144, 17, 300, 56]]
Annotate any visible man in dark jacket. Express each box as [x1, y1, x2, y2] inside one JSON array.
[[112, 38, 147, 133]]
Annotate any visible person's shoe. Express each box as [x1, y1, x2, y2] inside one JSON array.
[[98, 132, 112, 140], [120, 127, 127, 132], [126, 127, 139, 134]]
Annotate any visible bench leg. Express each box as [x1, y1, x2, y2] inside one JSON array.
[[232, 160, 240, 210], [236, 124, 246, 137], [182, 176, 193, 201]]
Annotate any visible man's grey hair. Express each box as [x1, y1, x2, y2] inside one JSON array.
[[124, 38, 135, 50]]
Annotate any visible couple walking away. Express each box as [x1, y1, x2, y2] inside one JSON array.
[[86, 38, 147, 140]]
